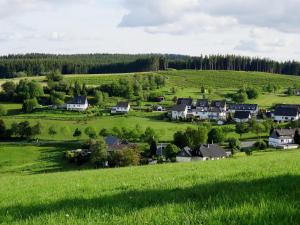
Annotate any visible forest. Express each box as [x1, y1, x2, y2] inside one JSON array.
[[0, 53, 299, 78]]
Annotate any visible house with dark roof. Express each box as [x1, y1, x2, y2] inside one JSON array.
[[228, 104, 258, 115], [171, 104, 188, 120], [195, 99, 209, 110], [211, 100, 227, 111], [176, 147, 195, 162], [272, 105, 300, 122], [233, 111, 252, 123], [177, 98, 193, 110], [66, 96, 88, 111], [111, 102, 130, 114], [194, 144, 227, 160], [269, 129, 299, 149]]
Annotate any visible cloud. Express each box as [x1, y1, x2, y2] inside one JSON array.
[[119, 0, 300, 34], [0, 0, 92, 19]]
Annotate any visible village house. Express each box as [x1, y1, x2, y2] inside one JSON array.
[[272, 104, 300, 122], [195, 99, 209, 110], [171, 104, 188, 120], [269, 128, 299, 149], [66, 96, 88, 111], [177, 98, 193, 110], [111, 102, 130, 114], [233, 111, 252, 123], [211, 100, 227, 111], [228, 104, 258, 115], [177, 144, 228, 162]]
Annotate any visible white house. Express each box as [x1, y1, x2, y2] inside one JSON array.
[[269, 128, 299, 149], [228, 104, 258, 115], [272, 106, 300, 122], [66, 96, 88, 111], [171, 104, 188, 120], [111, 102, 130, 114], [233, 111, 252, 123]]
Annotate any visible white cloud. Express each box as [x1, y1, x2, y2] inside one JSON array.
[[120, 0, 300, 34]]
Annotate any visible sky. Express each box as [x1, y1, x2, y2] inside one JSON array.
[[1, 0, 300, 61]]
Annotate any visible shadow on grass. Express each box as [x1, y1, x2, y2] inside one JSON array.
[[1, 175, 300, 224]]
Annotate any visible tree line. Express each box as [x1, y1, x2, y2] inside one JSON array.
[[0, 53, 299, 78]]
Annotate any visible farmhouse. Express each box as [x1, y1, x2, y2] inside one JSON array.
[[171, 104, 188, 120], [176, 144, 228, 162], [228, 104, 258, 115], [211, 100, 227, 111], [195, 99, 209, 110], [111, 102, 130, 114], [272, 105, 300, 122], [269, 129, 299, 149], [66, 96, 88, 111], [233, 111, 252, 123], [177, 98, 193, 110]]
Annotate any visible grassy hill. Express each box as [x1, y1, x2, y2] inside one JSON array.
[[0, 148, 299, 225]]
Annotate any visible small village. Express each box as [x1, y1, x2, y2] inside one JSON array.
[[60, 94, 300, 166]]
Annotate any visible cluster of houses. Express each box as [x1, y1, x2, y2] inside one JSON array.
[[170, 98, 258, 123], [170, 98, 300, 124]]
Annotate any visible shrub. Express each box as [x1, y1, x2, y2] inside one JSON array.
[[253, 140, 268, 150], [228, 138, 240, 151], [0, 105, 7, 116], [22, 98, 39, 113], [108, 147, 140, 167]]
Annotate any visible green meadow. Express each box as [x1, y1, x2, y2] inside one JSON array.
[[0, 147, 299, 225]]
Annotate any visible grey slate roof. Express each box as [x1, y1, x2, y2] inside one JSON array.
[[274, 107, 298, 117], [177, 98, 193, 106], [171, 104, 187, 112], [211, 100, 226, 108], [270, 129, 300, 139], [67, 96, 87, 105], [105, 136, 120, 146], [229, 104, 258, 111], [177, 146, 193, 157], [196, 99, 209, 108], [116, 102, 129, 108], [197, 144, 227, 158], [234, 111, 251, 119]]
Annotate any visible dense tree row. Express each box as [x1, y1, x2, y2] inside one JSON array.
[[0, 53, 299, 77]]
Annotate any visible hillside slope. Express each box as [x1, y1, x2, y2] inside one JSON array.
[[1, 150, 300, 225]]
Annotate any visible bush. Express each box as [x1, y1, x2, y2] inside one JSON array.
[[0, 105, 7, 116], [108, 147, 140, 167], [253, 140, 268, 150], [22, 98, 39, 113], [227, 138, 240, 151]]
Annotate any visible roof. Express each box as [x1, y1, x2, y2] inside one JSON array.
[[198, 144, 227, 158], [270, 129, 299, 139], [67, 96, 87, 105], [274, 107, 298, 117], [177, 146, 193, 157], [177, 98, 193, 106], [105, 136, 120, 146], [196, 99, 209, 107], [211, 100, 226, 108], [208, 107, 222, 113], [116, 102, 129, 108], [171, 104, 187, 112], [275, 104, 300, 111], [229, 104, 258, 111], [234, 111, 251, 119]]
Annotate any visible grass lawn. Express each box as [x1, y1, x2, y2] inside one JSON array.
[[0, 148, 299, 224], [0, 142, 91, 174]]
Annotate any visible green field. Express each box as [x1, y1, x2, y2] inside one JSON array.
[[0, 146, 299, 225]]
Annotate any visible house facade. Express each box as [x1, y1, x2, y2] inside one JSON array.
[[171, 104, 188, 120], [269, 129, 299, 149], [228, 104, 258, 115], [233, 111, 252, 123], [66, 96, 88, 111], [111, 102, 130, 114], [272, 105, 300, 122]]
